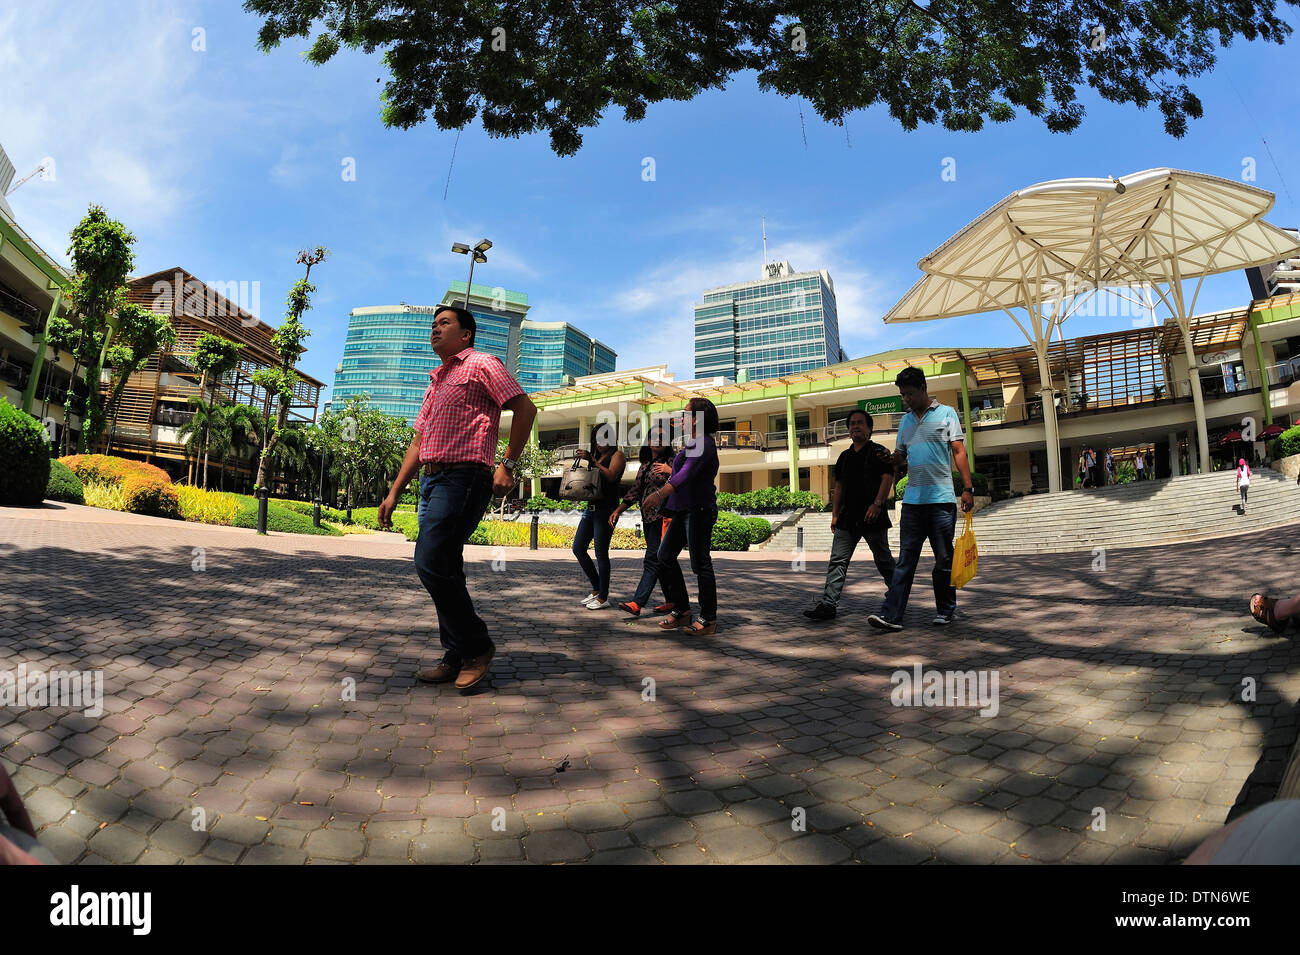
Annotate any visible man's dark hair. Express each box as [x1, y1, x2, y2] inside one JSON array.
[[845, 408, 872, 429], [687, 396, 720, 435], [895, 366, 926, 391], [433, 304, 476, 347]]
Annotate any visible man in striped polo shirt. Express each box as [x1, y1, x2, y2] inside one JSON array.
[[867, 366, 973, 632], [379, 305, 536, 690]]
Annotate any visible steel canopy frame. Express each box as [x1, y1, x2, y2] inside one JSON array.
[[884, 168, 1300, 492]]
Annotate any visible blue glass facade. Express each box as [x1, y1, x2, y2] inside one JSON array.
[[694, 266, 841, 381], [332, 293, 617, 422], [517, 323, 617, 392]]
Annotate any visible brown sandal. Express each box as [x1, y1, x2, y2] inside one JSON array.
[[685, 619, 717, 636], [659, 611, 691, 630], [1250, 594, 1289, 634]]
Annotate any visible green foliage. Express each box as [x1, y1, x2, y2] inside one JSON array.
[[313, 394, 412, 507], [742, 516, 772, 544], [46, 459, 85, 505], [1115, 461, 1137, 485], [895, 474, 908, 499], [952, 470, 989, 496], [121, 472, 181, 519], [59, 452, 179, 517], [525, 493, 587, 511], [710, 511, 751, 551], [0, 400, 53, 505], [243, 1, 1289, 153], [1279, 426, 1300, 458], [715, 487, 829, 513], [229, 493, 343, 535], [467, 521, 489, 545], [192, 333, 243, 388]]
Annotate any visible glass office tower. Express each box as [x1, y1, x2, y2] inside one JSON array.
[[333, 284, 617, 424], [517, 321, 617, 392], [694, 261, 843, 381]]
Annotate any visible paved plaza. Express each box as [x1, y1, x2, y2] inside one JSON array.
[[2, 502, 1299, 864]]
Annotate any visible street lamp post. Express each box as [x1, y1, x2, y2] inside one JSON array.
[[451, 239, 492, 305]]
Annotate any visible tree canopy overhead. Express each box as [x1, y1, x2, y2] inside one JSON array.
[[243, 0, 1294, 155]]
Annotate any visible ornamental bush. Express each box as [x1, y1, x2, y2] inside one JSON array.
[[60, 454, 179, 518], [710, 511, 751, 551], [1279, 425, 1300, 458], [0, 399, 51, 506], [742, 517, 773, 543], [46, 459, 85, 505], [176, 486, 239, 525], [121, 473, 181, 519]]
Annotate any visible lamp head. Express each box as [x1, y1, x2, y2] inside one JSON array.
[[451, 242, 471, 255], [474, 238, 492, 253]]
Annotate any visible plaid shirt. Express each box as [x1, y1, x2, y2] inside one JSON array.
[[412, 347, 525, 466]]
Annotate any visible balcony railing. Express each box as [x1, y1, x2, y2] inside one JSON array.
[[155, 409, 196, 427], [0, 285, 41, 326], [0, 357, 30, 390], [715, 429, 765, 450]]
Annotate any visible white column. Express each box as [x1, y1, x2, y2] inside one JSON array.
[[1168, 431, 1179, 476], [1035, 345, 1062, 492], [1181, 332, 1210, 474]]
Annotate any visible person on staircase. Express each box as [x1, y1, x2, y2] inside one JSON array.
[[804, 408, 896, 620], [1236, 457, 1251, 514]]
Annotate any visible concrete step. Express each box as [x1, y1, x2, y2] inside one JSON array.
[[761, 467, 1300, 555]]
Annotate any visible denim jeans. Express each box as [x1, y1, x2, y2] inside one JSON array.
[[413, 468, 495, 664], [822, 524, 896, 608], [630, 517, 667, 608], [573, 504, 615, 598], [880, 502, 957, 621], [657, 507, 717, 621]]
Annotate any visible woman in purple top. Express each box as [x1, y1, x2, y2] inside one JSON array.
[[642, 396, 720, 635]]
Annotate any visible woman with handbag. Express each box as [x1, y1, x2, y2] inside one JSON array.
[[614, 425, 676, 617], [644, 397, 721, 635], [571, 426, 626, 609]]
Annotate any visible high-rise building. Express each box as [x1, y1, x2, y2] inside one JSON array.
[[694, 261, 842, 381], [517, 321, 616, 392], [1247, 228, 1300, 299], [334, 283, 617, 424]]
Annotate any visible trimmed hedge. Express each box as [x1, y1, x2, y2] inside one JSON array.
[[715, 487, 828, 513], [0, 400, 51, 506], [46, 459, 85, 505], [228, 494, 343, 536], [59, 453, 179, 518], [1280, 426, 1300, 458]]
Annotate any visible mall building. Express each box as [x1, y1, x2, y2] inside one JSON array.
[[509, 291, 1300, 501]]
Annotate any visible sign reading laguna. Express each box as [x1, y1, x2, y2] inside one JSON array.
[[0, 664, 103, 717]]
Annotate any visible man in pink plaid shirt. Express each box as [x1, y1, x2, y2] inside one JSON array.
[[379, 305, 536, 690]]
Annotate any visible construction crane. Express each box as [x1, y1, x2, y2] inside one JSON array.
[[4, 160, 51, 196]]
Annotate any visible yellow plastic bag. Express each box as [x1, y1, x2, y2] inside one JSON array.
[[950, 510, 978, 589]]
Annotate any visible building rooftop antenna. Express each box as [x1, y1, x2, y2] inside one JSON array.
[[762, 216, 768, 269]]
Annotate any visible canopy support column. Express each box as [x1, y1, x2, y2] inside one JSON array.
[[1177, 327, 1211, 474], [1033, 345, 1062, 493]]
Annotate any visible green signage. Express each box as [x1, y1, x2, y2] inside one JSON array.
[[859, 395, 904, 416]]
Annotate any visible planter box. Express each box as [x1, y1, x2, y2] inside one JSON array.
[[1273, 453, 1300, 482]]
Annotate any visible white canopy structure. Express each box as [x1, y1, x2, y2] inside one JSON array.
[[884, 168, 1300, 492]]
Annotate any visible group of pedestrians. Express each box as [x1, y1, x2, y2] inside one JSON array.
[[1078, 446, 1156, 487], [377, 303, 972, 692], [803, 367, 975, 631]]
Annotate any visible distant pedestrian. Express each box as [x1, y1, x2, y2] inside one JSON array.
[[644, 396, 720, 635], [1236, 458, 1251, 514], [1145, 450, 1154, 479], [1135, 450, 1146, 482], [804, 408, 896, 620], [378, 304, 536, 691], [615, 425, 675, 617], [571, 425, 627, 610], [868, 367, 974, 633], [1105, 449, 1116, 486], [1085, 446, 1098, 488]]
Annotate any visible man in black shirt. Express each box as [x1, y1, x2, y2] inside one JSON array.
[[804, 409, 898, 620]]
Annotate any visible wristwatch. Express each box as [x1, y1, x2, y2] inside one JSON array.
[[962, 486, 974, 494], [502, 458, 517, 472]]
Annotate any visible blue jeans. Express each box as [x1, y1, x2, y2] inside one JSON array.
[[880, 503, 957, 622], [631, 517, 667, 608], [822, 524, 896, 608], [573, 504, 615, 598], [414, 468, 495, 664], [657, 507, 717, 621]]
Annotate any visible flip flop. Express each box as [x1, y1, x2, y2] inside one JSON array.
[[1250, 593, 1289, 634]]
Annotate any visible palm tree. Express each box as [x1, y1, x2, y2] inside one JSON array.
[[210, 403, 264, 492], [268, 424, 310, 498], [177, 398, 219, 488]]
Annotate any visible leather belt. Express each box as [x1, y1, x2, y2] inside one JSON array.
[[422, 460, 493, 477]]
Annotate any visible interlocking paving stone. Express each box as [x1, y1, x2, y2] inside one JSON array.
[[4, 505, 1300, 865]]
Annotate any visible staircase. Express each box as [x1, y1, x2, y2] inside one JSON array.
[[762, 468, 1300, 556]]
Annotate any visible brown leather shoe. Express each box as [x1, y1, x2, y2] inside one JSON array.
[[416, 661, 460, 684], [453, 645, 496, 689]]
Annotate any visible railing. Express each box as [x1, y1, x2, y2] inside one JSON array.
[[715, 429, 764, 450], [0, 285, 41, 325], [155, 409, 196, 426], [1245, 362, 1300, 390], [0, 358, 29, 389]]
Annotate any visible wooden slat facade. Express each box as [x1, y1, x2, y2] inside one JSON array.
[[102, 267, 325, 477]]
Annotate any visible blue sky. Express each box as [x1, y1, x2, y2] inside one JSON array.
[[3, 1, 1298, 401]]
